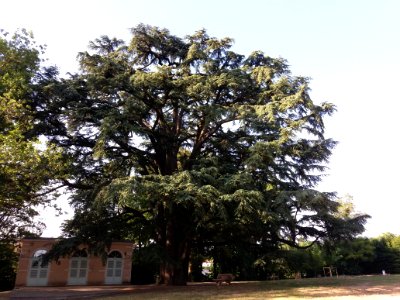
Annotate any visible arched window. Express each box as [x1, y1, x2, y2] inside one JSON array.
[[27, 249, 49, 286], [68, 249, 88, 285], [105, 251, 123, 284]]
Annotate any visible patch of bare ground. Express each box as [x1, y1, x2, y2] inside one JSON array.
[[286, 284, 400, 298], [98, 276, 400, 299], [92, 276, 400, 300], [4, 275, 400, 300]]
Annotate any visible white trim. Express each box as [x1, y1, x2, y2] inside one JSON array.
[[27, 251, 49, 286], [105, 250, 123, 284], [67, 253, 88, 285]]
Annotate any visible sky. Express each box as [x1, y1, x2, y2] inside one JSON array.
[[2, 0, 400, 237]]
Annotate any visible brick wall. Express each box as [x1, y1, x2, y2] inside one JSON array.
[[15, 238, 133, 287]]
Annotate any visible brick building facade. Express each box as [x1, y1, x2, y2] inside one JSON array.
[[15, 238, 133, 287]]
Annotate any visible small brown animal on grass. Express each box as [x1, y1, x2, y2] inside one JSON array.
[[213, 273, 235, 285]]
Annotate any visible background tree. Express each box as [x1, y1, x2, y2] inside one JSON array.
[[40, 24, 369, 285], [0, 29, 64, 290], [328, 238, 375, 275], [368, 233, 400, 274], [0, 243, 18, 290]]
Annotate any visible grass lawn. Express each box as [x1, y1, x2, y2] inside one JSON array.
[[97, 275, 400, 300]]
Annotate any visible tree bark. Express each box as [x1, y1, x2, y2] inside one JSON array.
[[160, 247, 190, 285], [158, 204, 191, 285]]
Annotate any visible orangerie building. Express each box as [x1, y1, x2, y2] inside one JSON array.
[[15, 238, 133, 287]]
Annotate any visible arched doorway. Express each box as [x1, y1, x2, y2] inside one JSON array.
[[105, 250, 123, 284], [27, 249, 49, 286], [68, 249, 88, 285]]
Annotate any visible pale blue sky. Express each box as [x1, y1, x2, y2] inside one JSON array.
[[3, 0, 400, 237]]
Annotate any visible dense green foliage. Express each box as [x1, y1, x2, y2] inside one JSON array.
[[0, 243, 18, 290], [130, 232, 400, 282], [280, 233, 400, 278], [34, 24, 369, 285], [0, 29, 64, 242], [0, 29, 64, 290]]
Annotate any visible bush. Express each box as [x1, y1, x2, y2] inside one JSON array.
[[0, 243, 18, 291]]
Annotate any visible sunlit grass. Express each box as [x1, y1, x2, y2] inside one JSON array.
[[97, 275, 400, 299]]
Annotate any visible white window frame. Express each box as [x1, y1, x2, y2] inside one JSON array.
[[27, 249, 49, 286], [105, 250, 124, 284], [68, 250, 88, 285]]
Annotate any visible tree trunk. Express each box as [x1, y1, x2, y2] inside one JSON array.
[[158, 206, 191, 285], [160, 250, 190, 285]]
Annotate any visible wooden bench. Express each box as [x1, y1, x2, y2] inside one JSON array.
[[213, 273, 235, 285]]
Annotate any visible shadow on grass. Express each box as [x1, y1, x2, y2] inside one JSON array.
[[96, 275, 400, 300]]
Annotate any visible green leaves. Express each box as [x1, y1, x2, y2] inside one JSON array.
[[30, 24, 369, 284], [0, 30, 65, 243]]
